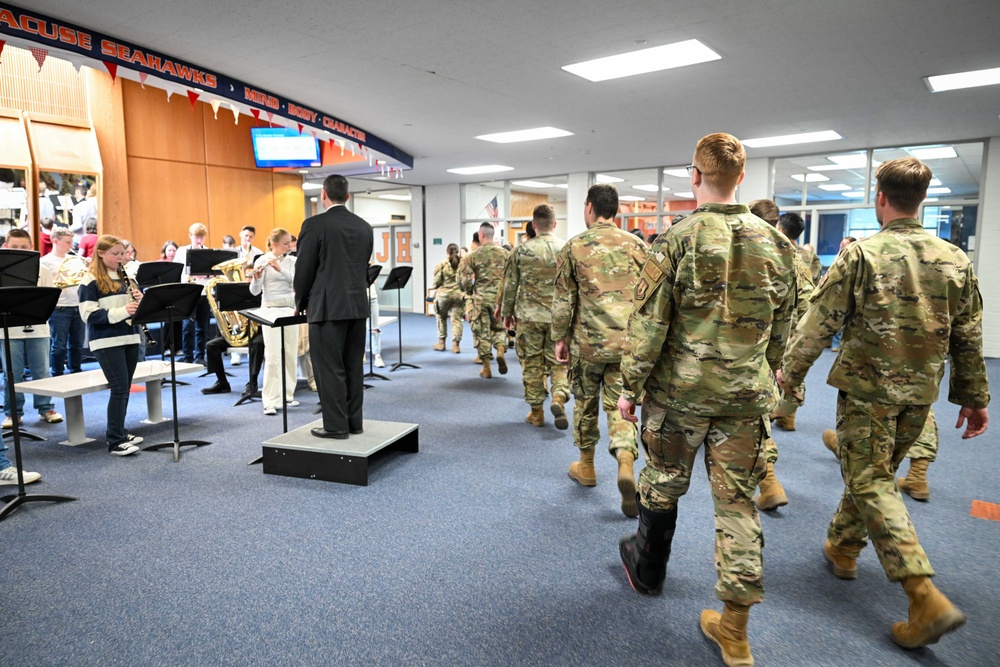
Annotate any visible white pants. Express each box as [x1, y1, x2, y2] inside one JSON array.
[[262, 299, 299, 409], [366, 294, 381, 355]]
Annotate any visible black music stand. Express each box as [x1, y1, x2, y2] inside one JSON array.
[[0, 282, 76, 521], [383, 266, 419, 372], [0, 250, 47, 443], [135, 261, 186, 370], [365, 265, 388, 385], [133, 283, 207, 463], [187, 249, 238, 277], [216, 283, 262, 406]]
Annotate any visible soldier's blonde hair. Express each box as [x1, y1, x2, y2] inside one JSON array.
[[875, 157, 932, 214], [694, 133, 745, 193]]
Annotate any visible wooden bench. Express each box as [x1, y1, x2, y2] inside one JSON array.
[[15, 361, 203, 446]]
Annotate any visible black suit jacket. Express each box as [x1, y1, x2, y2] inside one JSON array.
[[294, 204, 374, 322]]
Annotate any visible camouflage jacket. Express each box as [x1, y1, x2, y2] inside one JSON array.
[[550, 221, 647, 363], [433, 258, 462, 298], [797, 244, 822, 283], [458, 243, 509, 301], [782, 218, 989, 407], [499, 232, 565, 324], [791, 253, 815, 327], [621, 203, 797, 416]]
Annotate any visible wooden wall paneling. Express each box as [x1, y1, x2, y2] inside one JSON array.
[[511, 191, 547, 218], [272, 173, 305, 234], [128, 157, 209, 261], [206, 165, 275, 246], [0, 111, 32, 168], [26, 116, 103, 174], [204, 104, 259, 169], [122, 80, 205, 164], [85, 68, 131, 241]]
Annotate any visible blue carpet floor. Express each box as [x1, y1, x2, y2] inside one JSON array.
[[2, 313, 998, 666]]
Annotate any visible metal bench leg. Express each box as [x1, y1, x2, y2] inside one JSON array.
[[60, 396, 94, 446], [142, 379, 169, 424]]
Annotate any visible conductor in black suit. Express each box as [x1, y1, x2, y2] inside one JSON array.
[[294, 175, 374, 439]]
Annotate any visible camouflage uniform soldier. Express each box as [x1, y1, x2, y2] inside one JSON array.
[[748, 198, 815, 512], [458, 223, 509, 378], [551, 183, 646, 517], [779, 212, 822, 283], [459, 233, 481, 362], [780, 157, 989, 650], [617, 134, 796, 667], [432, 243, 464, 353], [498, 205, 570, 429]]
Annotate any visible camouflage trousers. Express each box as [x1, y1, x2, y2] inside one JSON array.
[[827, 392, 934, 581], [638, 400, 768, 606], [762, 436, 779, 465], [515, 320, 569, 406], [469, 295, 505, 361], [570, 360, 637, 457], [905, 406, 938, 461], [435, 292, 465, 343]]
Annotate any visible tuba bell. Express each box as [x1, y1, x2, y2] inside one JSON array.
[[206, 257, 258, 347]]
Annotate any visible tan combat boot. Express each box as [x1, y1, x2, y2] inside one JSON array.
[[479, 359, 492, 378], [754, 462, 788, 511], [617, 450, 638, 517], [550, 395, 569, 430], [892, 576, 966, 648], [773, 414, 795, 431], [525, 406, 545, 427], [897, 459, 931, 501], [823, 539, 857, 579], [473, 353, 482, 364], [700, 601, 754, 666], [433, 338, 446, 351], [496, 346, 508, 375], [568, 448, 597, 486], [451, 341, 461, 354], [822, 429, 839, 455]]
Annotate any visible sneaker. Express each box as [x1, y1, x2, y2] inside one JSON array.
[[263, 406, 277, 416], [374, 354, 385, 368], [0, 466, 41, 485], [2, 415, 22, 429], [286, 400, 300, 407], [230, 352, 242, 366], [124, 434, 144, 446], [42, 410, 64, 424], [109, 442, 140, 456]]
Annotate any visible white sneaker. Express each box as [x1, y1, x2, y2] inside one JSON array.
[[43, 409, 64, 424], [109, 442, 139, 456], [0, 466, 41, 484], [286, 400, 300, 407], [263, 406, 277, 416], [374, 354, 385, 368], [230, 352, 242, 366]]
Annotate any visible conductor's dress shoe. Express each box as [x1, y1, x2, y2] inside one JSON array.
[[311, 428, 349, 440], [201, 380, 231, 395]]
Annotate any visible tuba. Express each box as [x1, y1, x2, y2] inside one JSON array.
[[206, 257, 258, 347]]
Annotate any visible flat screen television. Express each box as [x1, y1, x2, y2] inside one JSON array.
[[251, 127, 321, 168]]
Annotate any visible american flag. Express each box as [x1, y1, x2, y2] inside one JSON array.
[[486, 196, 499, 219]]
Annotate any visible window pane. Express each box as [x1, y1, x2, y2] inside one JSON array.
[[872, 142, 981, 201], [774, 151, 870, 207], [510, 175, 567, 220], [462, 181, 505, 220]]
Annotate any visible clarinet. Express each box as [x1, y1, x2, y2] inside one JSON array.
[[118, 265, 156, 348]]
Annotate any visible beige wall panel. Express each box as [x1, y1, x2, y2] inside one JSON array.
[[511, 191, 548, 218], [0, 112, 32, 167], [85, 68, 131, 241], [272, 173, 306, 234], [122, 80, 205, 164], [128, 157, 208, 261], [206, 165, 274, 246], [204, 105, 259, 169]]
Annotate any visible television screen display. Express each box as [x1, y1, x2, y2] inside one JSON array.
[[251, 127, 321, 168]]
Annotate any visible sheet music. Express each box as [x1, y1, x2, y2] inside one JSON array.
[[241, 306, 297, 327]]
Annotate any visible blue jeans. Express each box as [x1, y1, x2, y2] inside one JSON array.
[[1, 337, 55, 419], [49, 306, 86, 375], [92, 344, 139, 447], [182, 296, 211, 363]]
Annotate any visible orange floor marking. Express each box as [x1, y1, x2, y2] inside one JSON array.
[[970, 500, 1000, 522]]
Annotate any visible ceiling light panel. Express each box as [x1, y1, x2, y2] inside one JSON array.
[[926, 187, 952, 195], [447, 165, 515, 175], [743, 130, 843, 148], [511, 180, 554, 188], [633, 184, 670, 192], [663, 168, 690, 178], [596, 174, 624, 183], [790, 173, 830, 182], [818, 183, 853, 191], [841, 191, 865, 198], [619, 196, 646, 201], [925, 66, 1000, 92], [476, 127, 573, 143], [910, 146, 958, 160], [674, 191, 695, 199], [562, 39, 722, 82]]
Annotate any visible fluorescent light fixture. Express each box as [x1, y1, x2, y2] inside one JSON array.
[[379, 193, 412, 201], [555, 184, 569, 189], [511, 180, 554, 188], [841, 191, 865, 198], [309, 197, 318, 202], [298, 169, 309, 174], [926, 187, 952, 195], [562, 39, 721, 82], [818, 183, 852, 191], [674, 191, 695, 199], [371, 176, 388, 181], [925, 66, 1000, 92], [663, 168, 690, 178], [302, 182, 323, 191], [910, 146, 957, 160], [447, 165, 515, 175], [619, 195, 646, 202], [828, 153, 868, 167], [929, 178, 942, 186], [790, 173, 830, 183], [476, 126, 573, 143], [596, 174, 624, 183], [924, 198, 939, 202], [743, 130, 842, 148], [633, 184, 670, 192]]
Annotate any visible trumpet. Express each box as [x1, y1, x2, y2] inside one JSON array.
[[117, 265, 156, 348]]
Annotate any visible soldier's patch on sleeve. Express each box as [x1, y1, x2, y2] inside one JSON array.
[[633, 258, 666, 309]]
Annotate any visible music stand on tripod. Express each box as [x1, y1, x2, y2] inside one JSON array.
[[215, 282, 262, 406], [136, 261, 186, 375], [364, 264, 389, 385], [382, 266, 419, 372], [0, 250, 76, 521], [186, 250, 237, 376], [132, 282, 207, 462]]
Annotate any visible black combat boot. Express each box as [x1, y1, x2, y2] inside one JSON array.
[[620, 499, 677, 595]]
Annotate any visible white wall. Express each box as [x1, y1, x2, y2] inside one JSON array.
[[975, 136, 1000, 357], [741, 157, 771, 203], [352, 196, 410, 226], [423, 183, 462, 311], [565, 172, 589, 238]]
